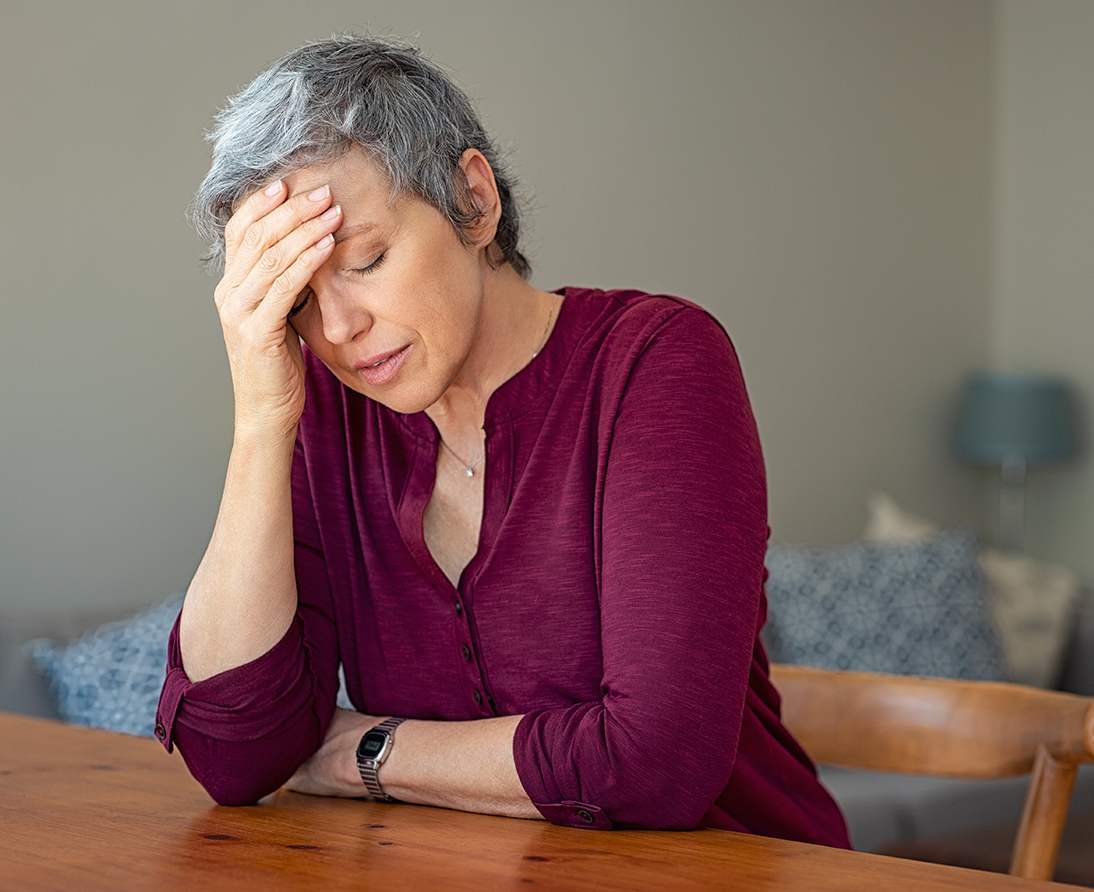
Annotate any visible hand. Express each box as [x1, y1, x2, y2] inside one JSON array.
[[282, 708, 381, 798], [214, 180, 343, 438]]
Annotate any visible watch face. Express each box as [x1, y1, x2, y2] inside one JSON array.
[[359, 731, 387, 759]]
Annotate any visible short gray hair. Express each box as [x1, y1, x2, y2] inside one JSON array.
[[191, 35, 530, 277]]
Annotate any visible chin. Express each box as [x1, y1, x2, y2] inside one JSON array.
[[338, 375, 444, 416]]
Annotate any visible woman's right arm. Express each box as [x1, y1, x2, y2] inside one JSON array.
[[177, 179, 341, 682]]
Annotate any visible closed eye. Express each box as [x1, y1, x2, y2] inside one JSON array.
[[287, 287, 312, 320], [287, 252, 387, 321], [352, 252, 387, 275]]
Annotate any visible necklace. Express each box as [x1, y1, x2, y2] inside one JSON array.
[[437, 294, 560, 478], [439, 437, 484, 478], [531, 292, 560, 359]]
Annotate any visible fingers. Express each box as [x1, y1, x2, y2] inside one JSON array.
[[224, 180, 331, 268], [247, 228, 336, 325], [222, 179, 291, 260], [217, 181, 341, 299], [216, 182, 343, 318]]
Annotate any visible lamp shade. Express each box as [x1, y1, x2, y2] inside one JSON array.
[[955, 373, 1077, 466]]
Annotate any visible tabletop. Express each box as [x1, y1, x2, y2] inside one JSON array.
[[0, 712, 1083, 891]]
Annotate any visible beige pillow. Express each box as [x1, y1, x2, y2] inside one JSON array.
[[863, 493, 1080, 688], [863, 492, 940, 542]]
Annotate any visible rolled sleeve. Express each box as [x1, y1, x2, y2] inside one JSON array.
[[155, 614, 326, 805]]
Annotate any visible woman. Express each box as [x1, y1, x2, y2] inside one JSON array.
[[156, 34, 849, 844]]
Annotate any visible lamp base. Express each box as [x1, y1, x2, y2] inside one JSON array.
[[997, 458, 1026, 552]]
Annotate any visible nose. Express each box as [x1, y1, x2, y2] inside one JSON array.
[[313, 277, 373, 346]]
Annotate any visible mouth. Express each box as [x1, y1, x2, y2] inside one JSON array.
[[354, 344, 411, 386]]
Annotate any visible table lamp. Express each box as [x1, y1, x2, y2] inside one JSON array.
[[955, 372, 1077, 551]]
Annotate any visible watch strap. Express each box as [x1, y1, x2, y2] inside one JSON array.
[[356, 716, 407, 801]]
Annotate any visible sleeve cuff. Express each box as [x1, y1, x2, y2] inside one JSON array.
[[156, 615, 313, 752], [533, 801, 613, 830]]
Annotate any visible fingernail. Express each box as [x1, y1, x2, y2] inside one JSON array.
[[264, 180, 283, 197], [320, 204, 341, 221], [308, 185, 330, 202], [316, 234, 334, 249]]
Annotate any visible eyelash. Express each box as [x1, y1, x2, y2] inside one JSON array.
[[354, 252, 387, 276], [286, 252, 387, 319]]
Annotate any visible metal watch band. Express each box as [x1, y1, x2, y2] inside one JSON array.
[[356, 716, 408, 801]]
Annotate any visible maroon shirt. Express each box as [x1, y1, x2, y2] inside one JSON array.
[[157, 287, 849, 846]]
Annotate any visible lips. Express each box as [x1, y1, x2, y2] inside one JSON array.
[[354, 344, 411, 386]]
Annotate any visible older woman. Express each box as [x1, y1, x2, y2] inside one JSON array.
[[155, 35, 848, 844]]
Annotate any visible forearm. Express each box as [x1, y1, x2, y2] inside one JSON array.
[[180, 428, 299, 682], [286, 710, 540, 820], [386, 715, 538, 818]]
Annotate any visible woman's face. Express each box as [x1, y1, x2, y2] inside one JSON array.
[[282, 148, 488, 415]]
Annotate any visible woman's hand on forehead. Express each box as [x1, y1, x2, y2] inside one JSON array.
[[213, 178, 343, 438]]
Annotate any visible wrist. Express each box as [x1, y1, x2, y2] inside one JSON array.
[[232, 418, 300, 453], [356, 717, 407, 801]]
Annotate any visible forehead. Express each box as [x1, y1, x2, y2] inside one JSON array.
[[283, 146, 392, 199], [282, 148, 416, 242]]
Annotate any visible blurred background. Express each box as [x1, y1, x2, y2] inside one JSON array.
[[1, 0, 1091, 613]]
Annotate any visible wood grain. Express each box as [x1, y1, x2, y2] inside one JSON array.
[[0, 713, 1083, 891]]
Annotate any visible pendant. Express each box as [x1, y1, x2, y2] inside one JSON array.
[[466, 468, 475, 478]]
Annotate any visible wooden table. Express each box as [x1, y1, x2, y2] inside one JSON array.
[[0, 712, 1083, 891]]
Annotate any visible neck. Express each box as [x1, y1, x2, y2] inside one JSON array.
[[425, 265, 558, 436]]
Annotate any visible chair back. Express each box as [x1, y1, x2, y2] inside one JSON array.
[[770, 663, 1094, 881]]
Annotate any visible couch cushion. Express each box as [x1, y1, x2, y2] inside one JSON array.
[[27, 594, 184, 737], [980, 549, 1080, 689], [862, 492, 1081, 688], [764, 532, 1006, 680]]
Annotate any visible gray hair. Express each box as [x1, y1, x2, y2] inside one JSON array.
[[191, 35, 530, 278]]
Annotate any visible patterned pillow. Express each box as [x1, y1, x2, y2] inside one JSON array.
[[28, 594, 184, 737], [764, 533, 1006, 680]]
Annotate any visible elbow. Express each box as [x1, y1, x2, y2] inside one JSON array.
[[170, 706, 324, 808], [184, 754, 286, 807], [617, 776, 723, 830], [202, 775, 277, 807], [174, 730, 308, 808]]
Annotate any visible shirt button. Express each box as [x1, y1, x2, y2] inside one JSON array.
[[577, 809, 595, 824], [472, 689, 483, 706], [461, 644, 471, 662], [454, 600, 463, 616], [154, 722, 167, 741]]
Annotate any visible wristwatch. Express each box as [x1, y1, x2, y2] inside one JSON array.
[[356, 717, 407, 801]]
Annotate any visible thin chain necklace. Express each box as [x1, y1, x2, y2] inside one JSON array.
[[438, 293, 560, 478], [532, 292, 560, 359], [439, 438, 484, 478]]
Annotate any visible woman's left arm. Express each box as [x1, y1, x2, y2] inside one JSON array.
[[284, 707, 538, 818], [510, 306, 767, 829]]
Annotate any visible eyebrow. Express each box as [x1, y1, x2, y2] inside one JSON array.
[[333, 222, 380, 244]]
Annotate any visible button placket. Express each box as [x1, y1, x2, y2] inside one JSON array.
[[454, 579, 497, 716]]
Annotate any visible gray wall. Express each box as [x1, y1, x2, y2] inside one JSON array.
[[992, 0, 1094, 581], [1, 1, 996, 612]]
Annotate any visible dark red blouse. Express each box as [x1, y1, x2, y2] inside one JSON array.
[[157, 287, 849, 846]]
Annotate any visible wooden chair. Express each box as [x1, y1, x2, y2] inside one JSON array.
[[770, 663, 1094, 881]]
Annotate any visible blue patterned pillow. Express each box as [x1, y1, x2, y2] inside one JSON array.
[[28, 594, 184, 737], [764, 533, 1006, 680]]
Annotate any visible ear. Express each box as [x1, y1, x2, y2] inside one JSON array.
[[458, 148, 502, 248]]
